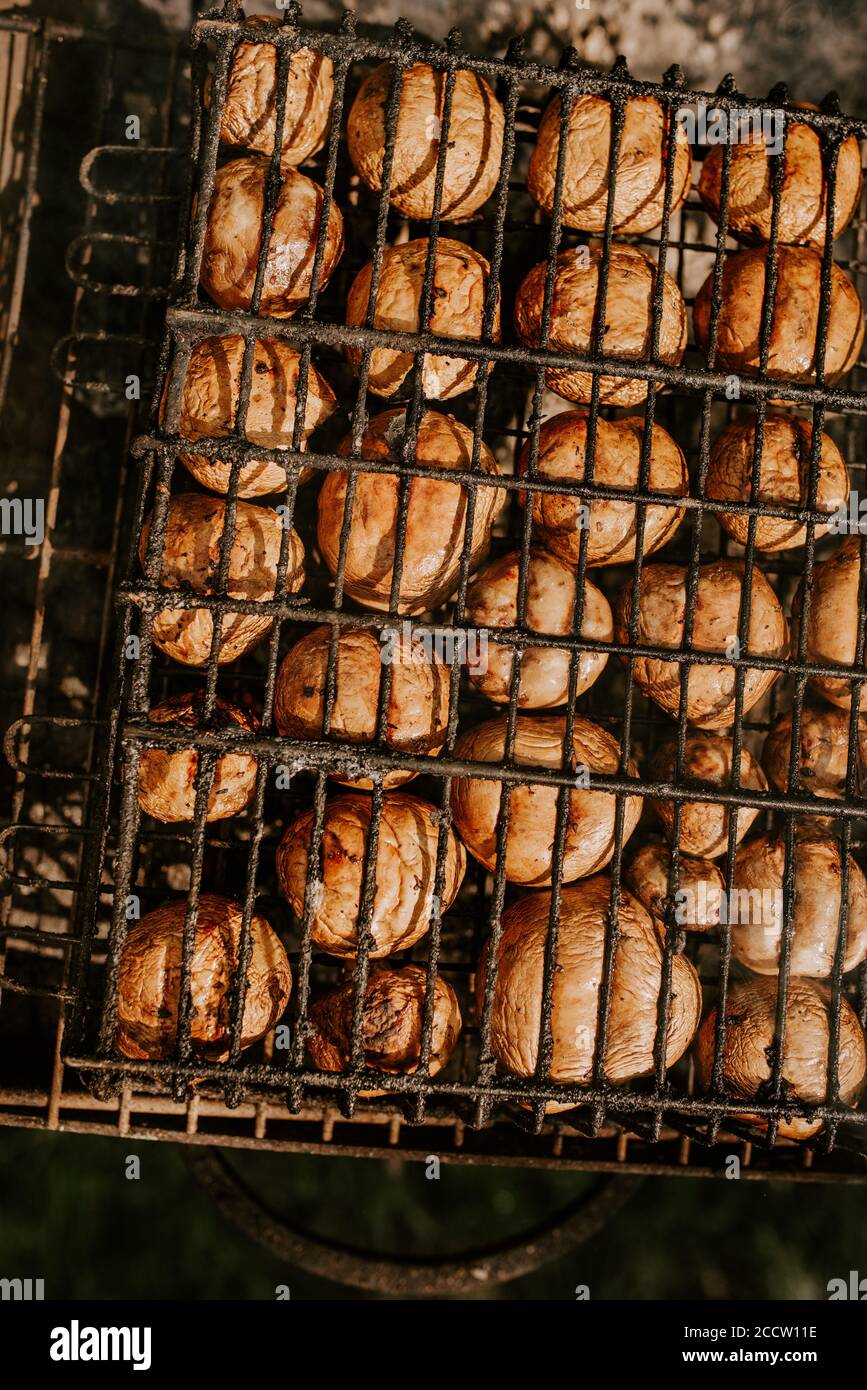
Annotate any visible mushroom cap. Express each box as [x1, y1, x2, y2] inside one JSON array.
[[219, 24, 333, 168], [513, 242, 687, 407], [762, 702, 867, 794], [308, 964, 462, 1079], [345, 237, 500, 400], [614, 559, 788, 729], [464, 549, 612, 708], [694, 975, 866, 1140], [649, 732, 768, 859], [161, 335, 336, 498], [200, 156, 344, 317], [137, 691, 259, 823], [273, 624, 450, 788], [729, 825, 867, 977], [116, 893, 291, 1061], [698, 121, 862, 247], [624, 838, 725, 932], [275, 791, 466, 958], [478, 874, 702, 1087], [799, 535, 864, 709], [705, 414, 849, 552], [518, 410, 688, 566], [693, 245, 864, 384], [529, 93, 692, 234], [451, 714, 643, 886], [347, 62, 504, 219], [139, 492, 304, 666], [317, 408, 505, 614]]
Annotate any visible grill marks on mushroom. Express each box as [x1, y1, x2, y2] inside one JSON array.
[[219, 23, 334, 169], [649, 733, 768, 860], [116, 894, 291, 1062], [513, 241, 687, 407], [139, 493, 304, 667], [276, 791, 466, 958], [451, 714, 642, 886], [347, 62, 504, 220], [273, 625, 449, 788], [137, 692, 259, 823]]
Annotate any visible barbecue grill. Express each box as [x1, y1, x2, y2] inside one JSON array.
[[3, 0, 867, 1295]]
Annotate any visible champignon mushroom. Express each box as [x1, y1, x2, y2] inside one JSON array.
[[518, 411, 688, 566], [477, 874, 701, 1093], [344, 237, 500, 400], [698, 115, 862, 247], [624, 838, 725, 932], [347, 62, 504, 219], [648, 732, 768, 859], [116, 893, 291, 1061], [317, 408, 505, 614], [273, 624, 449, 788], [762, 702, 867, 794], [308, 965, 462, 1087], [614, 559, 788, 729], [139, 492, 304, 666], [161, 336, 336, 498], [276, 791, 466, 958], [693, 976, 866, 1140], [137, 691, 259, 822], [200, 156, 344, 317], [693, 246, 864, 385], [513, 241, 687, 407], [464, 549, 612, 709], [528, 93, 692, 234], [705, 414, 849, 551], [450, 714, 642, 886], [728, 823, 867, 977], [217, 18, 333, 168], [797, 535, 864, 709]]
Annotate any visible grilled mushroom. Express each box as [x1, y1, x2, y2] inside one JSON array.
[[624, 838, 725, 932], [477, 875, 702, 1095], [139, 493, 304, 667], [317, 408, 505, 614], [518, 411, 688, 566], [762, 702, 867, 794], [798, 535, 864, 709], [450, 714, 642, 885], [200, 156, 344, 317], [276, 791, 466, 958], [116, 894, 291, 1061], [217, 18, 333, 168], [528, 93, 692, 233], [344, 237, 500, 400], [649, 732, 768, 859], [347, 61, 504, 219], [513, 241, 687, 407], [694, 976, 866, 1140], [614, 559, 788, 729], [161, 335, 336, 498], [273, 624, 449, 788], [693, 245, 864, 384], [137, 691, 259, 823]]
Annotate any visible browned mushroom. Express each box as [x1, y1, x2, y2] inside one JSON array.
[[529, 93, 692, 234], [450, 714, 642, 885], [624, 838, 725, 932], [116, 894, 291, 1061], [217, 18, 333, 168], [648, 732, 768, 859], [464, 549, 612, 709], [137, 691, 259, 823], [273, 624, 449, 788], [762, 702, 867, 794], [317, 408, 505, 614], [344, 237, 500, 400], [518, 411, 688, 566], [797, 535, 864, 709], [347, 62, 504, 219], [161, 336, 336, 498], [276, 791, 466, 958], [200, 156, 344, 317], [694, 976, 866, 1140], [513, 241, 687, 407], [614, 559, 788, 729], [139, 493, 304, 667]]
